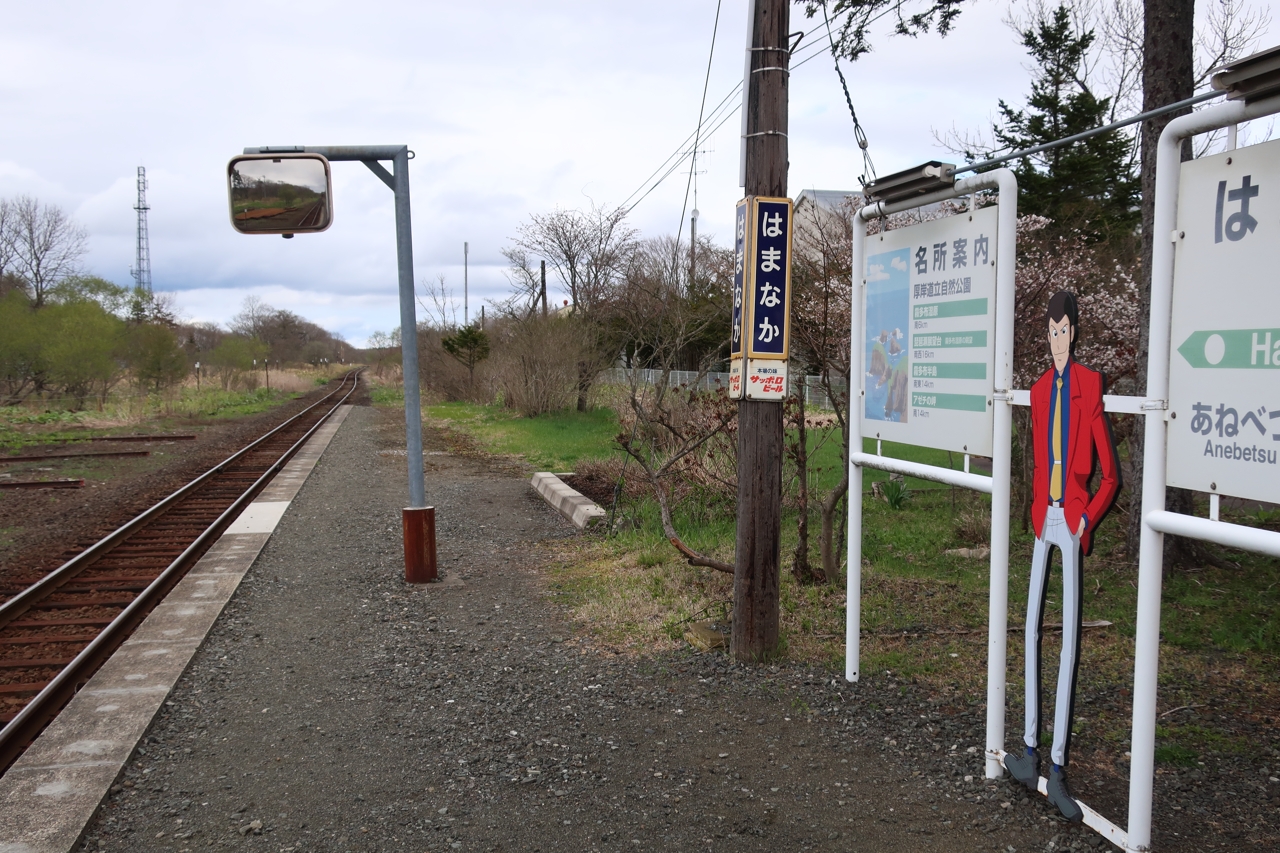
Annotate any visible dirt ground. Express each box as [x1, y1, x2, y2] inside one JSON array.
[[0, 384, 354, 589]]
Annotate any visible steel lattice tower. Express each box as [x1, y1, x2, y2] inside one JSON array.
[[131, 166, 152, 295]]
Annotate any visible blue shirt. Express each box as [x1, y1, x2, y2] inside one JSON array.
[[1047, 360, 1070, 499]]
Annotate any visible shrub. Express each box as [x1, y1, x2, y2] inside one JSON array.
[[488, 315, 586, 417]]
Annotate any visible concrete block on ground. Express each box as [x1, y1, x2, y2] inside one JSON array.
[[530, 472, 606, 530]]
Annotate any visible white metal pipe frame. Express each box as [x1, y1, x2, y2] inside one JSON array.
[[845, 168, 1017, 790], [1126, 92, 1280, 852], [844, 94, 1280, 850]]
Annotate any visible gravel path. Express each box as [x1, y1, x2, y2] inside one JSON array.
[[75, 404, 1257, 853]]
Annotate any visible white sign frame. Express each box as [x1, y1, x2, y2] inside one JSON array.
[[846, 168, 1018, 785], [848, 169, 1154, 849], [1126, 93, 1280, 853], [845, 96, 1280, 853]]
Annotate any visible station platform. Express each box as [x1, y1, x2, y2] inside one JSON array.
[[0, 403, 1068, 853]]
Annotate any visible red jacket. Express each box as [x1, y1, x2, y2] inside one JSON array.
[[1029, 360, 1120, 555]]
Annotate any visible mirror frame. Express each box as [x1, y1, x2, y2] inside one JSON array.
[[227, 153, 333, 236]]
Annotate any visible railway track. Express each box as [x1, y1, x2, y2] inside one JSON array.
[[0, 370, 361, 772]]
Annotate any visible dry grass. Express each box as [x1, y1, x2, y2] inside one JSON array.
[[544, 527, 1278, 765], [545, 538, 733, 654], [547, 536, 851, 667], [429, 389, 1279, 778]]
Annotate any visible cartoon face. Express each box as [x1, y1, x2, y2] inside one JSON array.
[[1048, 315, 1074, 373]]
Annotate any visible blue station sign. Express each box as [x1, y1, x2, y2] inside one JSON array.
[[730, 198, 752, 359], [743, 196, 793, 360]]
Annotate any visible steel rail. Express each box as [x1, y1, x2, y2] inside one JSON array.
[[0, 371, 358, 630], [0, 371, 360, 772]]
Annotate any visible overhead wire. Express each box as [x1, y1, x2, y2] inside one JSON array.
[[622, 22, 835, 213], [619, 82, 745, 212], [622, 3, 902, 215], [823, 2, 876, 186], [675, 0, 724, 260]]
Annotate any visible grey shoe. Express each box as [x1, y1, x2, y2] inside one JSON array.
[[1047, 766, 1084, 822], [1004, 747, 1040, 792]]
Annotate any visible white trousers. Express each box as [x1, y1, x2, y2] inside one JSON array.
[[1024, 505, 1083, 768]]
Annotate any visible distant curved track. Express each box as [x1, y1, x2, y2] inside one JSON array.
[[0, 370, 361, 772], [296, 199, 326, 228]]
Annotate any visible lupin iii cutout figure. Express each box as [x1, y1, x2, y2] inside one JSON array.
[[1004, 291, 1120, 822]]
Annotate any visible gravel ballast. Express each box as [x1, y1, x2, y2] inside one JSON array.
[[76, 404, 1271, 852]]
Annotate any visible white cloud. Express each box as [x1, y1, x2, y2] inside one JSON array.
[[11, 1, 1242, 346], [867, 263, 889, 282], [890, 256, 908, 272]]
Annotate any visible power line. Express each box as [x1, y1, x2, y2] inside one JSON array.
[[619, 82, 745, 211], [624, 106, 742, 213], [622, 21, 840, 214], [622, 3, 910, 215], [675, 0, 724, 261]]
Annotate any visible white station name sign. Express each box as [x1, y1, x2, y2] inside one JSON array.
[[1167, 136, 1280, 504]]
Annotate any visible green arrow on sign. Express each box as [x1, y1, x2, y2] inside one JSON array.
[[1178, 329, 1280, 368]]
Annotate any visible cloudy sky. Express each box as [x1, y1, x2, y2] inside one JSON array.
[[0, 1, 1268, 346]]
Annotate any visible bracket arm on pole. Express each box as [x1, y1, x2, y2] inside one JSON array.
[[363, 160, 397, 192]]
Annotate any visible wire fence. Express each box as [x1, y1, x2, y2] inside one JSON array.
[[601, 368, 848, 412]]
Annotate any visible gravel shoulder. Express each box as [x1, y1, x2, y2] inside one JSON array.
[[75, 404, 1261, 853]]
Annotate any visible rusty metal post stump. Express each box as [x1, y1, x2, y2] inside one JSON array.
[[403, 506, 437, 583]]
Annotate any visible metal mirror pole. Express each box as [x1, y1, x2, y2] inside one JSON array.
[[242, 144, 433, 581], [391, 148, 426, 510], [391, 149, 435, 583]]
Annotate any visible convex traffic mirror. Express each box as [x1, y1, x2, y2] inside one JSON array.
[[228, 153, 332, 236]]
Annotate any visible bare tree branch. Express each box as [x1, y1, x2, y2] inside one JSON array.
[[7, 196, 86, 308]]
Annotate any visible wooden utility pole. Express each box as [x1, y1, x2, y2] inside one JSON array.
[[733, 0, 788, 662], [540, 260, 548, 318]]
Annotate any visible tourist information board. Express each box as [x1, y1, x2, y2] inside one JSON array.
[[860, 206, 998, 455], [1167, 137, 1280, 504]]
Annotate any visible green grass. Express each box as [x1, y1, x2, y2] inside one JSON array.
[[1154, 744, 1199, 766], [555, 426, 1279, 681], [800, 431, 975, 496], [182, 387, 300, 419], [407, 397, 1278, 735], [369, 385, 404, 406], [425, 401, 621, 471], [0, 408, 89, 451], [0, 388, 301, 453]]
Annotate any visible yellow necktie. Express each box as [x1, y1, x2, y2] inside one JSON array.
[[1050, 376, 1063, 502]]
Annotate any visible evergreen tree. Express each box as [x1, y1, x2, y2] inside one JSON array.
[[986, 4, 1140, 236], [441, 324, 491, 391]]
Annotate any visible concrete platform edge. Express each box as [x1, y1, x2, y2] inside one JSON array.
[[0, 405, 354, 853]]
